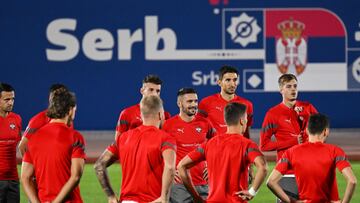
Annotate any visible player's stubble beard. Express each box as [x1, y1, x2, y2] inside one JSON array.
[[182, 104, 197, 117]]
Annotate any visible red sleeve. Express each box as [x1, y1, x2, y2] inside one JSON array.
[[260, 112, 297, 151], [275, 150, 292, 175], [161, 133, 176, 152], [206, 120, 216, 139], [23, 151, 33, 164], [198, 99, 208, 118], [106, 142, 119, 158], [24, 113, 47, 139], [188, 143, 206, 163], [246, 142, 263, 163], [72, 132, 86, 159], [309, 104, 318, 114], [334, 147, 351, 172], [246, 101, 254, 128], [115, 110, 130, 134]]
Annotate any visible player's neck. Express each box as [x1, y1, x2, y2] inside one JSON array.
[[179, 112, 195, 122], [0, 110, 9, 118], [282, 99, 296, 108], [220, 91, 235, 101], [226, 125, 244, 135], [142, 119, 160, 128], [309, 135, 325, 143]]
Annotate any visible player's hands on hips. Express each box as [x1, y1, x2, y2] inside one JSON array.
[[107, 195, 119, 203], [235, 190, 254, 201]]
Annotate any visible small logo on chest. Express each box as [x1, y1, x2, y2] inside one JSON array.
[[177, 128, 185, 133], [195, 127, 202, 133], [9, 123, 16, 130]]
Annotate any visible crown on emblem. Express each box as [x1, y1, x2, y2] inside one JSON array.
[[278, 18, 305, 39]]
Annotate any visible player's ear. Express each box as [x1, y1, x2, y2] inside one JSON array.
[[323, 128, 330, 137], [176, 97, 181, 108]]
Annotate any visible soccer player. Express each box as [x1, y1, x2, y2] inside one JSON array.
[[162, 88, 215, 203], [21, 89, 86, 203], [260, 73, 317, 200], [198, 65, 253, 138], [94, 96, 176, 203], [178, 103, 267, 202], [115, 74, 171, 138], [267, 113, 357, 203], [18, 84, 69, 156], [0, 83, 22, 203]]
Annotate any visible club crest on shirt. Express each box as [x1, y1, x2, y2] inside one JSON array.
[[9, 123, 16, 130], [294, 106, 303, 114], [195, 127, 202, 133]]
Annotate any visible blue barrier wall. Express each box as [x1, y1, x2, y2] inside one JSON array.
[[1, 1, 360, 129]]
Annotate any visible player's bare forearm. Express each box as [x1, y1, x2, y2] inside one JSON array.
[[341, 167, 357, 203], [18, 136, 28, 156], [53, 158, 85, 203], [94, 150, 118, 198], [178, 156, 203, 202], [251, 156, 268, 191], [267, 169, 291, 202], [160, 149, 176, 202], [21, 162, 40, 203]]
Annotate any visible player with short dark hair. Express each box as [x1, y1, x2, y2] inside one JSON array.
[[178, 102, 267, 202], [21, 90, 86, 203], [198, 65, 253, 138], [18, 83, 69, 156], [0, 82, 22, 203], [115, 74, 171, 138], [267, 113, 357, 203], [163, 87, 215, 203], [260, 73, 318, 201], [95, 95, 176, 203]]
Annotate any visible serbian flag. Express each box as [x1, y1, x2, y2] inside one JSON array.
[[264, 9, 347, 91]]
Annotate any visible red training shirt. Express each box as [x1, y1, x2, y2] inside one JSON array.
[[109, 125, 176, 202], [23, 110, 49, 139], [276, 142, 351, 203], [260, 101, 317, 164], [0, 112, 22, 180], [23, 122, 86, 203], [198, 94, 253, 138], [162, 114, 215, 186], [188, 133, 263, 203], [116, 104, 171, 134]]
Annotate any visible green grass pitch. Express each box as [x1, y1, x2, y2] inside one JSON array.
[[19, 162, 360, 202]]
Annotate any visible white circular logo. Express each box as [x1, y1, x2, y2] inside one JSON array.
[[352, 57, 360, 83]]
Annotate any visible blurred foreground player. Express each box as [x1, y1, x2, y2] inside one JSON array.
[[21, 90, 86, 203]]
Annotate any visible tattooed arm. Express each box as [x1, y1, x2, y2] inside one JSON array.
[[94, 149, 119, 203]]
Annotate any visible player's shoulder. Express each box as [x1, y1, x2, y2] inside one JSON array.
[[9, 112, 22, 121], [29, 110, 48, 122], [266, 103, 283, 115], [296, 100, 314, 108], [235, 95, 253, 105], [200, 94, 218, 104], [120, 103, 139, 114]]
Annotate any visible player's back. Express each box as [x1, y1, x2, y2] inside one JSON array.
[[118, 125, 175, 202], [285, 142, 346, 202], [205, 133, 254, 202], [26, 122, 84, 202]]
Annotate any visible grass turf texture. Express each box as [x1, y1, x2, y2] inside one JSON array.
[[19, 162, 360, 202]]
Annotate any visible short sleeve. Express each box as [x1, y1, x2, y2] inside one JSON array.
[[116, 110, 130, 134], [334, 147, 351, 172], [275, 150, 292, 175], [72, 132, 86, 159], [161, 133, 176, 152], [23, 151, 33, 164], [106, 142, 119, 158], [246, 142, 263, 163], [188, 143, 206, 163]]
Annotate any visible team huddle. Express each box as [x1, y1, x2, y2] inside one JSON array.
[[0, 65, 357, 203]]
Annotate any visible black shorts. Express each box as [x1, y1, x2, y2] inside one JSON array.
[[277, 175, 298, 203], [170, 184, 208, 203], [0, 180, 20, 203]]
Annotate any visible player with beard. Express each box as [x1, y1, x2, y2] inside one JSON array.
[[0, 83, 22, 203], [162, 88, 215, 203], [260, 74, 317, 202], [198, 65, 253, 138]]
